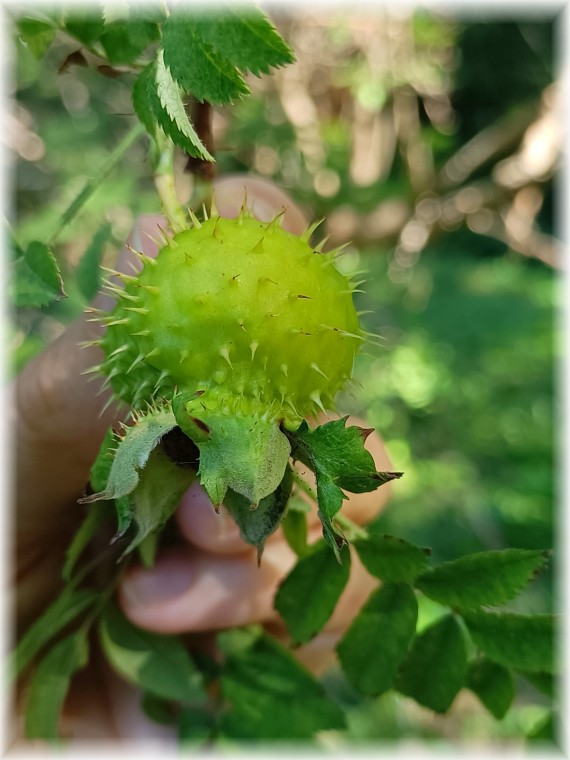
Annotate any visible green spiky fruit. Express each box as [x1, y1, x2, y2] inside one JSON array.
[[94, 210, 363, 507]]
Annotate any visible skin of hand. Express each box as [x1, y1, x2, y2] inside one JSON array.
[[12, 175, 393, 741]]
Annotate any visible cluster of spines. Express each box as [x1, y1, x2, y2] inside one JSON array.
[[81, 202, 383, 419]]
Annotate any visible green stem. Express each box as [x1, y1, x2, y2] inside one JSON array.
[[153, 133, 187, 233], [333, 512, 369, 542], [291, 469, 317, 501], [47, 122, 145, 247]]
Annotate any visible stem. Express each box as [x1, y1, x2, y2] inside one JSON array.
[[153, 132, 187, 233], [47, 122, 145, 247], [291, 469, 316, 501]]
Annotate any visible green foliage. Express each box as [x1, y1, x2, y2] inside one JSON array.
[[337, 583, 418, 696], [355, 534, 431, 583], [99, 604, 207, 704], [219, 631, 344, 740], [466, 658, 515, 720], [76, 222, 111, 302], [287, 417, 400, 557], [396, 614, 468, 713], [11, 241, 65, 308], [462, 610, 555, 674], [415, 549, 550, 610], [17, 17, 57, 59], [275, 541, 351, 644], [62, 502, 109, 581], [24, 630, 89, 739], [281, 496, 310, 557], [12, 589, 98, 679]]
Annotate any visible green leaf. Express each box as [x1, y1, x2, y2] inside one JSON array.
[[415, 549, 550, 610], [527, 711, 556, 742], [124, 446, 195, 558], [224, 465, 293, 558], [64, 6, 105, 46], [162, 9, 250, 105], [17, 17, 57, 59], [62, 502, 109, 581], [11, 241, 65, 308], [178, 707, 215, 744], [220, 631, 344, 739], [99, 603, 206, 704], [76, 222, 111, 302], [88, 428, 132, 538], [281, 496, 310, 558], [24, 630, 89, 740], [188, 6, 295, 77], [141, 692, 177, 726], [355, 533, 431, 583], [79, 404, 178, 503], [100, 17, 160, 65], [133, 58, 213, 161], [395, 614, 468, 713], [286, 418, 401, 558], [337, 583, 418, 696], [462, 610, 555, 674], [466, 657, 515, 719], [275, 541, 351, 645], [11, 588, 98, 679]]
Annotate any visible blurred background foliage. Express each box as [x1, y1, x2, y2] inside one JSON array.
[[9, 6, 559, 747]]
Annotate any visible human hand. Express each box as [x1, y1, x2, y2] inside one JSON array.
[[13, 175, 392, 741]]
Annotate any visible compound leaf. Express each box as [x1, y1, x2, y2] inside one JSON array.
[[355, 533, 431, 583], [286, 417, 401, 559], [416, 549, 550, 610], [24, 630, 89, 740], [99, 603, 206, 704], [11, 588, 98, 680], [11, 241, 65, 308], [219, 631, 344, 739], [162, 8, 249, 105], [224, 465, 293, 559], [189, 6, 294, 77], [395, 614, 468, 713], [100, 16, 160, 65], [462, 610, 555, 674], [275, 540, 351, 645], [466, 657, 515, 719], [337, 583, 418, 696]]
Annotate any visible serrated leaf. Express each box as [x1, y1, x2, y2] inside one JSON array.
[[466, 657, 515, 719], [100, 17, 160, 65], [416, 549, 550, 610], [281, 497, 310, 558], [189, 6, 294, 77], [99, 603, 206, 704], [11, 241, 65, 308], [133, 58, 213, 161], [124, 446, 195, 559], [79, 405, 177, 503], [462, 610, 555, 674], [337, 583, 418, 696], [275, 540, 351, 645], [24, 630, 89, 740], [395, 614, 468, 713], [220, 631, 344, 740], [76, 222, 111, 302], [162, 9, 250, 105], [18, 17, 57, 59], [355, 533, 431, 583], [11, 588, 98, 680], [224, 465, 293, 558], [63, 502, 109, 581], [64, 6, 105, 46], [286, 417, 401, 558]]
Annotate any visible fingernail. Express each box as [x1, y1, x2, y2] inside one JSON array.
[[121, 561, 194, 608]]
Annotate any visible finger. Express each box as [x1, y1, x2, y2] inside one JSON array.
[[119, 541, 297, 634], [14, 216, 165, 546]]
